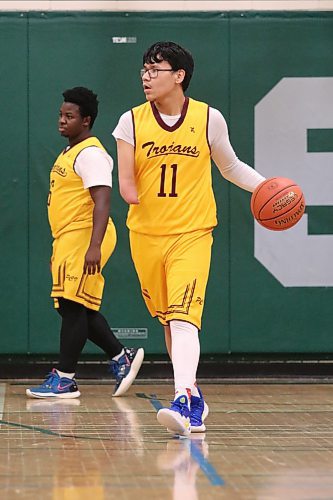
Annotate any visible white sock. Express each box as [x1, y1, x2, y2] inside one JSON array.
[[170, 320, 200, 404], [112, 348, 125, 362], [56, 369, 75, 379]]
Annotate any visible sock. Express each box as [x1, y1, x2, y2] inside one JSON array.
[[170, 320, 200, 403], [56, 369, 75, 379], [112, 348, 125, 362]]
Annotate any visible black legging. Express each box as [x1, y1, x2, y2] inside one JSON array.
[[57, 298, 123, 373]]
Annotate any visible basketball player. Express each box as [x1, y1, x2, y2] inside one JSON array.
[[26, 87, 144, 399], [113, 42, 265, 436]]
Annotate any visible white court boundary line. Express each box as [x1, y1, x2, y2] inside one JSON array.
[[0, 384, 6, 421]]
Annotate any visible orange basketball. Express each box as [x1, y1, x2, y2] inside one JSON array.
[[251, 177, 305, 231]]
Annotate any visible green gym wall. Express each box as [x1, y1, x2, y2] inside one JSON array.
[[1, 11, 332, 354]]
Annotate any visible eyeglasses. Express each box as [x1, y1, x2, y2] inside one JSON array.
[[140, 68, 174, 79]]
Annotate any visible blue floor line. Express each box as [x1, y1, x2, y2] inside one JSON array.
[[190, 440, 225, 486], [147, 393, 225, 487], [148, 394, 164, 411]]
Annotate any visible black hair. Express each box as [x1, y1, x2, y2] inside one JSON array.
[[62, 87, 99, 128], [143, 41, 194, 91]]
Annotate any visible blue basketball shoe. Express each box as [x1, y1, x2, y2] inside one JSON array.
[[190, 386, 209, 432], [26, 369, 80, 399], [110, 347, 144, 397], [157, 394, 191, 437]]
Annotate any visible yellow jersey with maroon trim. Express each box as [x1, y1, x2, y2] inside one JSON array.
[[129, 97, 217, 235], [48, 137, 106, 238]]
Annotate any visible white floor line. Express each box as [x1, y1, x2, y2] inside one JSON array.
[[0, 383, 6, 420]]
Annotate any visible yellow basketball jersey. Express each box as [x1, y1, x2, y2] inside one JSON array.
[[48, 137, 106, 238], [129, 97, 217, 235]]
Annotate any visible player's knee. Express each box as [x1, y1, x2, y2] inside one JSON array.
[[58, 298, 85, 318]]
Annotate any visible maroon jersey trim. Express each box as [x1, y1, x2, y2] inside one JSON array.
[[131, 109, 136, 149], [206, 106, 211, 157], [150, 96, 189, 132]]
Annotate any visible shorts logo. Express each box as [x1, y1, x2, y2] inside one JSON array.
[[196, 297, 203, 305], [66, 274, 78, 282]]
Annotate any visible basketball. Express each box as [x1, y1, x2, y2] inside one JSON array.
[[251, 177, 305, 231]]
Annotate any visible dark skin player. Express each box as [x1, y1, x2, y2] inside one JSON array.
[[58, 101, 109, 275]]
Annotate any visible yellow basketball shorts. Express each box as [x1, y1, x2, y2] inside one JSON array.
[[129, 228, 213, 329], [51, 220, 116, 311]]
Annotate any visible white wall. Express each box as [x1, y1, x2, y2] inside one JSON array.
[[0, 1, 332, 11]]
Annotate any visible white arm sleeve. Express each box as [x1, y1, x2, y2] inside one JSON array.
[[75, 147, 113, 189], [112, 111, 134, 146], [208, 107, 265, 192]]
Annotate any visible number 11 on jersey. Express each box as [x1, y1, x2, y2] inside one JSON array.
[[158, 163, 178, 198]]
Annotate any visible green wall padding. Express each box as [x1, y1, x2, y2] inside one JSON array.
[[0, 11, 332, 354]]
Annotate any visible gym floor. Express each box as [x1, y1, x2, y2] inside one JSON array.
[[1, 381, 333, 499]]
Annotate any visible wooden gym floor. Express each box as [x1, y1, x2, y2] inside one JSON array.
[[1, 381, 333, 499]]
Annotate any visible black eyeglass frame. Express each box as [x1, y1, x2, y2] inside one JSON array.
[[140, 68, 174, 79]]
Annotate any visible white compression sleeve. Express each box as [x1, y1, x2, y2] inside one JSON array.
[[170, 320, 200, 395], [209, 107, 265, 192]]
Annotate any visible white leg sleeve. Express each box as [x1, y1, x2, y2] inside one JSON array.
[[170, 320, 200, 395]]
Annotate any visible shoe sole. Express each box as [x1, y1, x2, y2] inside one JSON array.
[[26, 389, 81, 399], [191, 401, 209, 433], [113, 348, 144, 397], [157, 408, 191, 437]]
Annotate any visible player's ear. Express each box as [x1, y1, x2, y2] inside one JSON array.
[[175, 69, 185, 85], [83, 116, 91, 128]]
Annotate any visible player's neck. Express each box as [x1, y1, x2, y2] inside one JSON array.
[[68, 131, 91, 148], [154, 92, 186, 116]]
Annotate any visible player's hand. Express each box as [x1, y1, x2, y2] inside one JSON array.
[[84, 245, 101, 275]]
